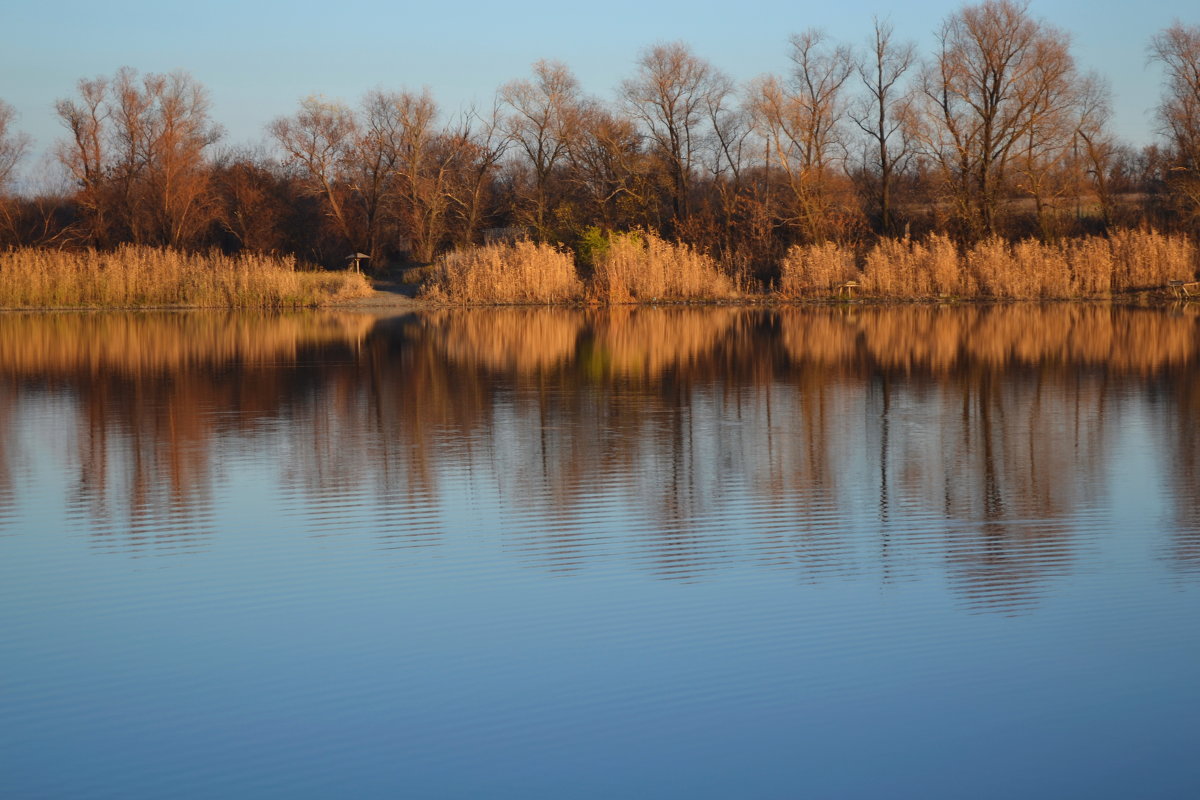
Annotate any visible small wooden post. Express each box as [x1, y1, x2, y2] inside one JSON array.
[[345, 252, 370, 273], [1169, 280, 1198, 299]]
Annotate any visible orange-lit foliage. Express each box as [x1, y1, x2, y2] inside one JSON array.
[[859, 234, 962, 297], [422, 232, 739, 305]]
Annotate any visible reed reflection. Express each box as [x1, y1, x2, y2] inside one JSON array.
[[2, 305, 1197, 607], [0, 312, 374, 554]]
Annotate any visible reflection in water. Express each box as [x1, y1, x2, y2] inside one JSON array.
[[1, 305, 1198, 610]]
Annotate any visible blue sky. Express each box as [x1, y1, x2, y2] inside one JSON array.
[[2, 0, 1195, 185]]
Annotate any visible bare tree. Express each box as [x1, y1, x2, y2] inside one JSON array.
[[350, 90, 404, 264], [212, 147, 287, 252], [622, 42, 727, 228], [501, 60, 582, 239], [1072, 75, 1118, 231], [0, 99, 32, 239], [567, 101, 651, 230], [55, 77, 110, 244], [0, 99, 29, 191], [751, 29, 855, 242], [387, 91, 463, 263], [850, 18, 917, 234], [269, 96, 359, 249], [146, 71, 223, 246], [1151, 21, 1200, 221], [920, 0, 1077, 238], [456, 103, 510, 247], [54, 69, 220, 247], [1010, 71, 1081, 238], [701, 79, 754, 254], [109, 67, 158, 242]]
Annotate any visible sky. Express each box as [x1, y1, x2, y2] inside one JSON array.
[[2, 0, 1196, 189]]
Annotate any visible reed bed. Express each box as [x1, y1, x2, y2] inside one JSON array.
[[787, 230, 1196, 300], [425, 229, 1194, 304], [779, 241, 859, 297], [0, 246, 372, 308], [423, 240, 582, 305], [589, 231, 739, 303], [858, 234, 962, 297], [424, 232, 738, 305]]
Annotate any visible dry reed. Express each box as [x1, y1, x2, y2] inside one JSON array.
[[422, 240, 582, 305], [590, 231, 738, 303], [0, 246, 372, 308], [1106, 229, 1196, 290], [803, 230, 1196, 300], [779, 242, 858, 297], [859, 234, 962, 297]]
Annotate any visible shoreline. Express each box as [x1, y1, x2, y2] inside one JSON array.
[[1, 286, 1195, 314], [3, 233, 1195, 310]]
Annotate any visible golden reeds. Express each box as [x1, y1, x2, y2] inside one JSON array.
[[590, 231, 738, 303], [858, 234, 963, 297], [779, 241, 858, 297], [422, 240, 583, 305], [805, 230, 1197, 300], [422, 232, 739, 305], [2, 233, 1194, 309], [0, 246, 372, 308]]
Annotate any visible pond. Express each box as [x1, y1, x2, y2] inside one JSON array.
[[1, 305, 1198, 798]]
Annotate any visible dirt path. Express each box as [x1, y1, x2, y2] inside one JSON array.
[[335, 275, 425, 313]]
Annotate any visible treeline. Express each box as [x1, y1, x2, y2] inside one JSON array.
[[0, 0, 1198, 282]]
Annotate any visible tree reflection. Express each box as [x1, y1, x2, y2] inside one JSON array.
[[1, 305, 1197, 610]]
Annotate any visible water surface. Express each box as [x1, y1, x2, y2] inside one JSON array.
[[1, 305, 1198, 797]]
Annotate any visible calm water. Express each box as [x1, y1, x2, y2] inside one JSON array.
[[1, 305, 1198, 798]]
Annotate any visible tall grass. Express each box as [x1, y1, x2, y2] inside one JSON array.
[[423, 240, 582, 304], [853, 230, 1195, 300], [590, 231, 739, 303], [779, 241, 858, 297], [424, 232, 739, 305], [858, 234, 962, 297], [0, 246, 372, 308]]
